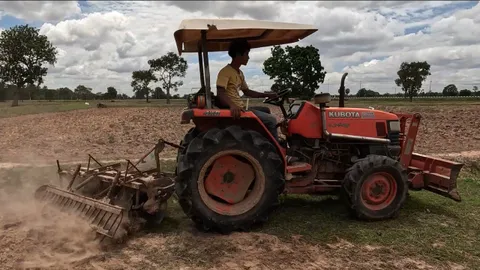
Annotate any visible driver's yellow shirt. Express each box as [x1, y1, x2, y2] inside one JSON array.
[[216, 64, 248, 108]]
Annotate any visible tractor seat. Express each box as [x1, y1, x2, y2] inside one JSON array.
[[313, 93, 331, 105]]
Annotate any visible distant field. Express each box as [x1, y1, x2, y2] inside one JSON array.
[[0, 99, 187, 118], [1, 96, 479, 118]]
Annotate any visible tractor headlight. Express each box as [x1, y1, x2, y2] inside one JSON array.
[[388, 120, 401, 132]]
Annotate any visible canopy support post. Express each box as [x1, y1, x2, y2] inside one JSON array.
[[197, 45, 205, 90], [201, 30, 212, 109]]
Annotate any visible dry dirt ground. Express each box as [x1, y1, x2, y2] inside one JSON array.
[[0, 104, 479, 269], [1, 105, 479, 164], [0, 192, 462, 270]]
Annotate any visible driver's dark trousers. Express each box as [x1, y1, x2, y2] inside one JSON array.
[[249, 108, 279, 142]]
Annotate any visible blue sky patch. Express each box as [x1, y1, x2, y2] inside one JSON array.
[[0, 15, 41, 29], [404, 24, 429, 35], [78, 0, 92, 11]]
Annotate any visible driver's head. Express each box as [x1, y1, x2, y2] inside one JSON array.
[[228, 39, 250, 65]]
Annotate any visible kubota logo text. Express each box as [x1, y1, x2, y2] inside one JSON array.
[[328, 111, 360, 118]]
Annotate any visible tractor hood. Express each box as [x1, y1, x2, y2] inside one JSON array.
[[326, 107, 400, 121]]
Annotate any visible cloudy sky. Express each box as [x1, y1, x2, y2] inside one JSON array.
[[0, 1, 479, 96]]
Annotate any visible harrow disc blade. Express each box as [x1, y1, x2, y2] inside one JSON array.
[[34, 184, 129, 241]]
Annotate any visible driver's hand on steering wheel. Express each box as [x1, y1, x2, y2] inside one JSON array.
[[264, 92, 278, 99]]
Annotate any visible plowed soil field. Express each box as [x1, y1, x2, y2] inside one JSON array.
[[0, 104, 479, 270], [0, 105, 479, 164]]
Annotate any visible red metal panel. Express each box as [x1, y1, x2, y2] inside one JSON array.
[[394, 112, 463, 202], [286, 163, 312, 174], [396, 113, 422, 169], [407, 153, 463, 202]]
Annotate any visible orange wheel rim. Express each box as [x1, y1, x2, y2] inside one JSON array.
[[197, 150, 265, 216], [360, 172, 397, 211]]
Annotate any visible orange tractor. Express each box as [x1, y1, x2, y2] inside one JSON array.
[[35, 19, 464, 239], [173, 19, 463, 232]]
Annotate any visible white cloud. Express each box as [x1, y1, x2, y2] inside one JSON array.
[[163, 1, 280, 20], [0, 1, 81, 22], [1, 1, 479, 96], [39, 11, 130, 51]]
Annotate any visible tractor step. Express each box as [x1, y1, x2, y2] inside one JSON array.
[[286, 162, 312, 173]]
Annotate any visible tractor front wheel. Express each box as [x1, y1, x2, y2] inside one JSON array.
[[175, 126, 284, 233], [342, 155, 408, 220]]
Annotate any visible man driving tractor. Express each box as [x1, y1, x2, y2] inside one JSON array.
[[215, 39, 280, 142]]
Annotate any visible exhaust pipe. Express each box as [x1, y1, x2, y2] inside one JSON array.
[[338, 73, 348, 107]]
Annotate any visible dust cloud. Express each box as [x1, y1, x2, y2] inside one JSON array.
[[0, 157, 103, 270]]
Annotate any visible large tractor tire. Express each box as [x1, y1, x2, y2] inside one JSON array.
[[175, 127, 199, 176], [175, 125, 284, 233], [342, 154, 408, 221]]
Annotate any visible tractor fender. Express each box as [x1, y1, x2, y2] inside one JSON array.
[[180, 108, 287, 170]]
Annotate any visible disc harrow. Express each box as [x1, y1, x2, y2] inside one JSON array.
[[34, 139, 179, 242]]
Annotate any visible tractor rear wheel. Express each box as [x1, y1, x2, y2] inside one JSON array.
[[175, 127, 199, 176], [175, 125, 284, 233], [342, 155, 408, 220]]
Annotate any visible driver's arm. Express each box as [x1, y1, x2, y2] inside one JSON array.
[[240, 77, 276, 98], [243, 88, 271, 98]]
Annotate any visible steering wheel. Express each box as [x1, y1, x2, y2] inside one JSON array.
[[263, 89, 291, 106]]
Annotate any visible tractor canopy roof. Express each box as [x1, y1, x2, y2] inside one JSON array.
[[174, 18, 318, 55]]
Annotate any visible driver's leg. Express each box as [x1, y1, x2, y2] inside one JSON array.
[[250, 109, 278, 141], [250, 109, 300, 165], [248, 106, 271, 114]]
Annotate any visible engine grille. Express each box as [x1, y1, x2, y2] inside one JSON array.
[[388, 131, 401, 145]]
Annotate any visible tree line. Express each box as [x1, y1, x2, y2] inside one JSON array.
[[0, 23, 478, 106], [347, 84, 479, 98], [0, 83, 128, 101], [0, 83, 190, 102]]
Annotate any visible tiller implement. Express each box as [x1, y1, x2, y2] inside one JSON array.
[[34, 140, 176, 241]]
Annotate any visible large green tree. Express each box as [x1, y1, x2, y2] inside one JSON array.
[[459, 89, 472, 96], [154, 86, 167, 99], [263, 45, 326, 99], [131, 70, 156, 103], [148, 52, 188, 104], [443, 84, 458, 96], [0, 24, 58, 107], [356, 88, 380, 97], [394, 61, 431, 102], [0, 81, 6, 102], [74, 85, 93, 100], [57, 87, 74, 100], [106, 86, 118, 99]]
